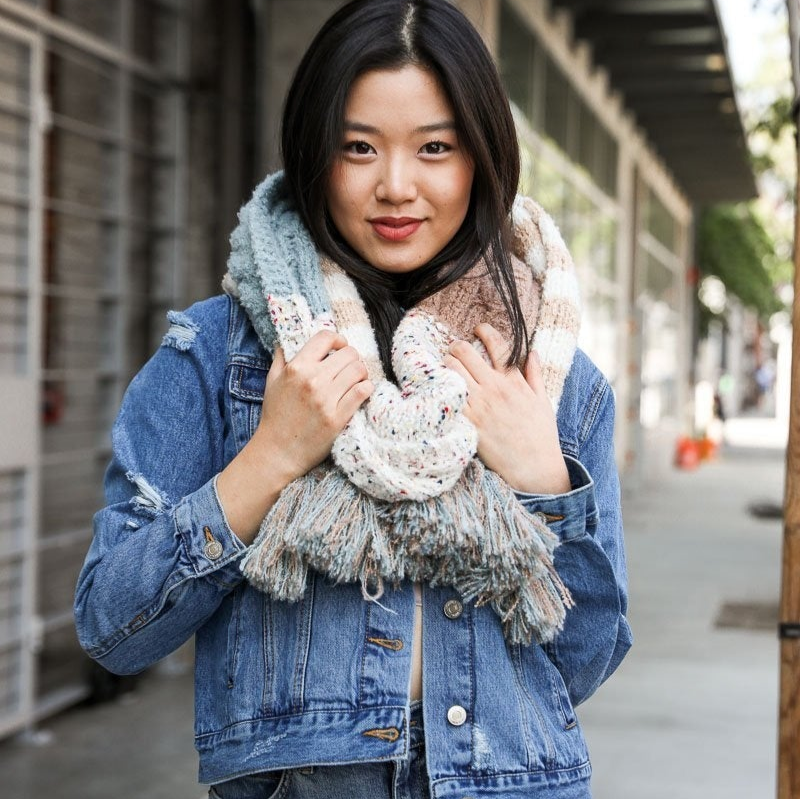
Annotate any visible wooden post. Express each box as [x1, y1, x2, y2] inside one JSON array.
[[778, 2, 800, 796]]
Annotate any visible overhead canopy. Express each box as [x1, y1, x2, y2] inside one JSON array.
[[550, 0, 756, 204]]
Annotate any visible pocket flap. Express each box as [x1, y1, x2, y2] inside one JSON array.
[[228, 363, 267, 402]]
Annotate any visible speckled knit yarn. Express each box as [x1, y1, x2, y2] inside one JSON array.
[[225, 171, 581, 645]]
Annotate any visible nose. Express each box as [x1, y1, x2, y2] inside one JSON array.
[[375, 152, 418, 204]]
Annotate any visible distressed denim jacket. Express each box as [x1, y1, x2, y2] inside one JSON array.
[[74, 294, 632, 798]]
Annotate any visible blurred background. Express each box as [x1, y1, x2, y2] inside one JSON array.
[[0, 0, 793, 797]]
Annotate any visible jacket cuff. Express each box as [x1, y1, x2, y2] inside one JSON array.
[[513, 455, 598, 542], [174, 474, 249, 585]]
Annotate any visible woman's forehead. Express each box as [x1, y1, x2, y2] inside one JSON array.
[[343, 66, 455, 130]]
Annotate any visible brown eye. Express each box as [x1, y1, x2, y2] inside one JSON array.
[[420, 141, 451, 155], [344, 140, 374, 156]]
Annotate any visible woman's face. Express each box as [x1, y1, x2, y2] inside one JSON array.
[[326, 65, 475, 275]]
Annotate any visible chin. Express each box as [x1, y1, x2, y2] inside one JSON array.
[[366, 249, 430, 275], [372, 260, 426, 275]]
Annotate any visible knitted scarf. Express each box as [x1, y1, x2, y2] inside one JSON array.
[[223, 172, 581, 645]]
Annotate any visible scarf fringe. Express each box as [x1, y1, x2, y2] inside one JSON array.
[[240, 459, 574, 645]]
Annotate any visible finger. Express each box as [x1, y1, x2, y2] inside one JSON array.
[[443, 352, 478, 393], [266, 347, 286, 388], [295, 330, 349, 363], [524, 349, 547, 395], [329, 357, 369, 397], [448, 339, 493, 384], [318, 345, 364, 382], [474, 323, 512, 371], [337, 379, 374, 419]]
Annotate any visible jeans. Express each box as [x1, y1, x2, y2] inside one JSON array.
[[209, 702, 430, 799]]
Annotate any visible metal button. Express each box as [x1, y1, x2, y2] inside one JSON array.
[[204, 540, 223, 560], [443, 599, 463, 620], [447, 705, 467, 726]]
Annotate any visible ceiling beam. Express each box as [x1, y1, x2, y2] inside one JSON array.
[[628, 95, 738, 114], [644, 127, 744, 145], [552, 0, 710, 12], [573, 11, 714, 39], [546, 0, 755, 202], [613, 74, 733, 94], [601, 54, 730, 75], [591, 42, 719, 61]]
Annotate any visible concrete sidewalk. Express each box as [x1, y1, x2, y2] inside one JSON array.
[[0, 418, 786, 798], [581, 420, 785, 798]]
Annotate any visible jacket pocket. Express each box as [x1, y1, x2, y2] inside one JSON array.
[[510, 641, 587, 770], [509, 643, 556, 769], [227, 361, 268, 445], [225, 584, 244, 688], [209, 769, 288, 799], [516, 642, 577, 731], [540, 642, 578, 729]]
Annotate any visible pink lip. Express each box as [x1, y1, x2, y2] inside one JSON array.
[[370, 217, 423, 242]]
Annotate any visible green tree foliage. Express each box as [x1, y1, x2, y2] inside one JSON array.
[[697, 204, 784, 320], [696, 10, 793, 332], [749, 94, 796, 201]]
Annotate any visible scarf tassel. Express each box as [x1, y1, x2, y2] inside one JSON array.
[[240, 459, 574, 645]]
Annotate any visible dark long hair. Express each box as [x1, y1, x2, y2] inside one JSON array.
[[281, 0, 525, 377]]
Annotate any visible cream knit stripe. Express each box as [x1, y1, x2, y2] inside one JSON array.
[[511, 196, 580, 411], [540, 268, 582, 303], [267, 294, 336, 361], [320, 259, 385, 384]]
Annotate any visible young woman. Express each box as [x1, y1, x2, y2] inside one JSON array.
[[75, 1, 631, 797]]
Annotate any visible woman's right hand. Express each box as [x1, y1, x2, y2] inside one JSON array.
[[256, 331, 374, 481], [216, 331, 373, 544]]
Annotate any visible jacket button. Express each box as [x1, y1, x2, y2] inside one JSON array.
[[447, 705, 467, 726], [204, 540, 223, 560], [443, 599, 463, 620]]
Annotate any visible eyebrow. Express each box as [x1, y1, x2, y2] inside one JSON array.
[[343, 121, 457, 134]]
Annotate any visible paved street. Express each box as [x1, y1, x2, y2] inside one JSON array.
[[0, 417, 786, 798]]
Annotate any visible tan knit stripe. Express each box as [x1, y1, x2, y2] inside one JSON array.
[[321, 260, 372, 333], [539, 363, 569, 408], [533, 327, 577, 405], [329, 297, 373, 332], [535, 297, 580, 338], [319, 257, 340, 276]]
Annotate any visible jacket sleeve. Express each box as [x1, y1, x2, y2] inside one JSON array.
[[74, 297, 250, 675], [514, 364, 632, 706]]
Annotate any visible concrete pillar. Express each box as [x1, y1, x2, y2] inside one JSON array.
[[456, 0, 500, 58], [256, 0, 346, 175]]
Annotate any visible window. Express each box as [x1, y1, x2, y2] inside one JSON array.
[[500, 2, 622, 382], [636, 186, 687, 428]]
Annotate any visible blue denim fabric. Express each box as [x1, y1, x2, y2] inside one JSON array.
[[208, 703, 429, 799], [74, 294, 632, 798]]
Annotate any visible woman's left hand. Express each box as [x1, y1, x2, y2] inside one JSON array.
[[444, 323, 571, 495]]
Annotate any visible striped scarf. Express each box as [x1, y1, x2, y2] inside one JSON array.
[[223, 172, 580, 644]]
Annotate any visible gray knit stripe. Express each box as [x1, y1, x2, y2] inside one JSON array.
[[226, 172, 332, 354]]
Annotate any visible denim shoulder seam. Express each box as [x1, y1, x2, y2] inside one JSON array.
[[578, 373, 609, 445], [225, 291, 237, 353]]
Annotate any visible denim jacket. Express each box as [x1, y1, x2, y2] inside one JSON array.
[[74, 293, 631, 798]]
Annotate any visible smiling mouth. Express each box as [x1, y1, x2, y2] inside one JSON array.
[[370, 217, 423, 242]]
